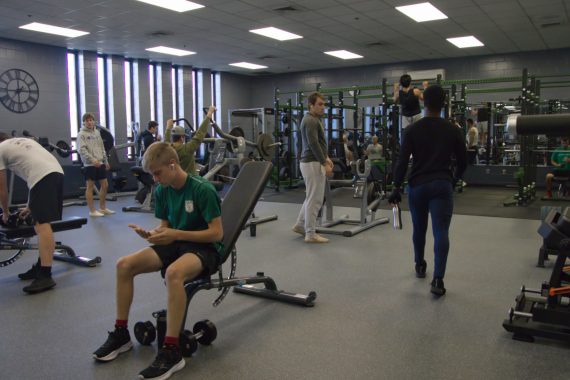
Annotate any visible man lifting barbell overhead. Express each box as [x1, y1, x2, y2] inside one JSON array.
[[165, 105, 216, 175], [0, 132, 64, 294]]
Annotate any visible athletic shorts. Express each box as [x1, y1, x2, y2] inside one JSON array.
[[152, 241, 220, 278], [553, 169, 570, 178], [478, 121, 488, 133], [83, 165, 108, 181], [29, 172, 64, 224]]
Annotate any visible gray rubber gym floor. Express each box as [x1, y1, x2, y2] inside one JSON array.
[[1, 197, 569, 380]]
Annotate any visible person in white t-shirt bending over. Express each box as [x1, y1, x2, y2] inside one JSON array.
[[0, 133, 65, 294]]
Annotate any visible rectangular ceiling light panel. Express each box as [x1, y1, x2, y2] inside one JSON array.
[[19, 22, 89, 38], [446, 36, 484, 48], [136, 0, 204, 12], [396, 2, 448, 22], [146, 46, 196, 56], [324, 50, 363, 60], [229, 62, 268, 70], [250, 27, 303, 41]]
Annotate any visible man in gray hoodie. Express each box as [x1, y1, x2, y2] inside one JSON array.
[[292, 92, 333, 243], [78, 113, 114, 217]]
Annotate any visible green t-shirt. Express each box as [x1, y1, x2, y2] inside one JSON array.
[[552, 146, 570, 170], [155, 174, 224, 256]]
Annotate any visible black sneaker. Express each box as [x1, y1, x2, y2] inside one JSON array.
[[22, 276, 56, 294], [18, 262, 39, 280], [93, 328, 133, 362], [430, 277, 446, 296], [415, 260, 427, 278], [139, 345, 185, 380]]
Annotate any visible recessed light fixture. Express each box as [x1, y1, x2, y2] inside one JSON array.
[[324, 50, 363, 60], [135, 0, 204, 13], [395, 2, 448, 22], [19, 22, 89, 38], [146, 46, 196, 56], [229, 62, 268, 70], [249, 27, 303, 41], [446, 36, 484, 48]]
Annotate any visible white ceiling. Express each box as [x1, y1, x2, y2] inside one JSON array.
[[0, 0, 568, 74]]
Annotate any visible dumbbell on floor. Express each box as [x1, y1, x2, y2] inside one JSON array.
[[134, 316, 217, 358], [179, 320, 217, 357]]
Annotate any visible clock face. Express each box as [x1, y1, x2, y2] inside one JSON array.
[[0, 69, 39, 113]]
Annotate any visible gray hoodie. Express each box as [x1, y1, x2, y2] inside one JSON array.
[[77, 126, 108, 166]]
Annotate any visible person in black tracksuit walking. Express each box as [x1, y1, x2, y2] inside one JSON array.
[[389, 85, 467, 296]]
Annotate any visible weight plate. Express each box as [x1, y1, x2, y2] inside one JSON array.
[[193, 320, 217, 345], [134, 321, 156, 345]]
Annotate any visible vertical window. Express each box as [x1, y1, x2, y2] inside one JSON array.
[[211, 71, 221, 124], [97, 56, 107, 128], [149, 63, 155, 122], [125, 60, 132, 130], [156, 64, 163, 136], [149, 63, 163, 135], [196, 69, 204, 125], [67, 50, 85, 162], [97, 55, 115, 135], [192, 69, 198, 128], [67, 52, 79, 138], [132, 60, 140, 127], [171, 66, 177, 119], [177, 66, 184, 121], [172, 66, 184, 121]]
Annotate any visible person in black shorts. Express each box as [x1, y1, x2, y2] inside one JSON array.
[[78, 113, 114, 217], [0, 133, 64, 293], [93, 142, 224, 380]]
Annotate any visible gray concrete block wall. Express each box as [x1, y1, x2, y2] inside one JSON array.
[[0, 38, 69, 147], [220, 72, 254, 132], [82, 51, 99, 124], [137, 59, 151, 131], [111, 55, 127, 145], [160, 62, 173, 134]]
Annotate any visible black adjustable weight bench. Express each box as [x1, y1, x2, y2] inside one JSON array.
[[133, 161, 316, 356], [0, 217, 100, 268]]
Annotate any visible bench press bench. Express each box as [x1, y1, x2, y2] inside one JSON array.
[[0, 217, 100, 268], [133, 161, 316, 356]]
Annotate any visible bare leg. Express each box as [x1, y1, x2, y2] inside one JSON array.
[[164, 253, 204, 338], [34, 223, 54, 267], [115, 248, 162, 320], [99, 179, 109, 210], [85, 180, 97, 212]]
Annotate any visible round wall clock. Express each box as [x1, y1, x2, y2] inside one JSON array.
[[0, 68, 39, 113]]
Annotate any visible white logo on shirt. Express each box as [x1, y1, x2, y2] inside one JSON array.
[[185, 200, 194, 213]]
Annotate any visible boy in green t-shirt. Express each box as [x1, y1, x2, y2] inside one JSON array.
[[545, 137, 570, 198], [93, 142, 223, 380]]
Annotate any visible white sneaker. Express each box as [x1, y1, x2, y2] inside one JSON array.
[[89, 210, 105, 217], [304, 234, 329, 243], [99, 208, 115, 215]]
